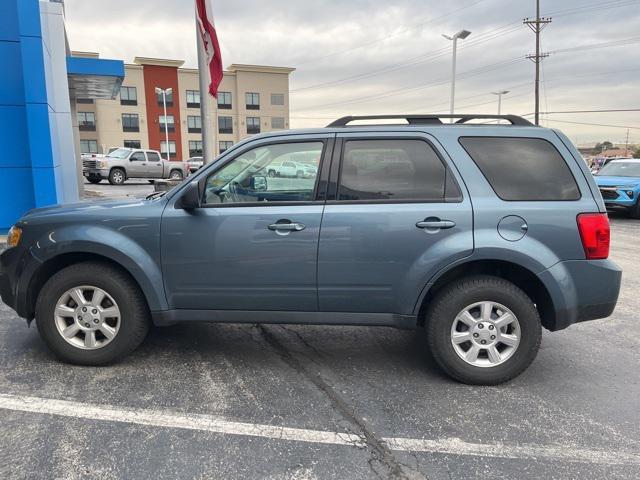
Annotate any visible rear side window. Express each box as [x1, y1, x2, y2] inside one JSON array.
[[338, 139, 456, 201], [459, 137, 580, 201]]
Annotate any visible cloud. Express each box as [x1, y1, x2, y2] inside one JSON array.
[[63, 0, 640, 145]]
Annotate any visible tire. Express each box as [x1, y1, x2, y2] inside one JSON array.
[[426, 275, 541, 385], [87, 176, 102, 184], [35, 262, 150, 366], [630, 200, 640, 219], [268, 170, 276, 178], [169, 170, 184, 180], [108, 168, 126, 185]]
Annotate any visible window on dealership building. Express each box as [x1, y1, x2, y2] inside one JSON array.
[[189, 140, 203, 157], [271, 93, 284, 106], [78, 112, 95, 131], [124, 140, 141, 149], [186, 90, 200, 108], [218, 92, 232, 109], [187, 115, 202, 133], [120, 86, 137, 106], [122, 113, 139, 132], [271, 117, 285, 130], [159, 115, 175, 132], [160, 141, 177, 159], [156, 88, 173, 106], [218, 116, 233, 134], [219, 141, 233, 154], [80, 140, 98, 154], [245, 92, 260, 110], [247, 117, 260, 134]]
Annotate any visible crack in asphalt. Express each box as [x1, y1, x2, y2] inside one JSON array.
[[257, 324, 427, 480]]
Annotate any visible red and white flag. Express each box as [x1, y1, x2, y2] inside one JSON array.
[[195, 0, 223, 98]]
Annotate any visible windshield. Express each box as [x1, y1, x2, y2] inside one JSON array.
[[597, 161, 640, 178], [108, 148, 132, 159]]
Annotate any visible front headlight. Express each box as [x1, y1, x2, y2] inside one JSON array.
[[97, 160, 108, 168], [7, 225, 22, 248]]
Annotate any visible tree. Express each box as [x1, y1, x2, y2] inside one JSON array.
[[593, 141, 614, 154], [634, 148, 640, 159]]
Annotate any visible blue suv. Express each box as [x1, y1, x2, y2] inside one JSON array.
[[0, 114, 622, 384], [594, 158, 640, 218]]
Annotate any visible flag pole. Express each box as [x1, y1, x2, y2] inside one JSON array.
[[196, 13, 215, 166]]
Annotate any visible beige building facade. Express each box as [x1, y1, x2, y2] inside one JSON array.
[[75, 53, 294, 161]]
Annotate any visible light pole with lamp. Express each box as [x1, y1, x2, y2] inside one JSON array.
[[491, 90, 510, 118], [155, 87, 173, 161], [442, 29, 471, 121]]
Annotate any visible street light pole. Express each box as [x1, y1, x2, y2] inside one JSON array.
[[155, 87, 173, 161], [443, 29, 471, 121], [491, 90, 510, 117]]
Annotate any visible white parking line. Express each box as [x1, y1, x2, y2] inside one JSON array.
[[0, 393, 638, 465]]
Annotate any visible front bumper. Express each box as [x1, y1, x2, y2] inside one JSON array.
[[537, 259, 622, 331], [83, 169, 109, 178]]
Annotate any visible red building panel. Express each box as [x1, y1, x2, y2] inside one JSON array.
[[141, 64, 183, 160]]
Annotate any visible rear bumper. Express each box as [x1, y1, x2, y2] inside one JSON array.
[[537, 259, 622, 331]]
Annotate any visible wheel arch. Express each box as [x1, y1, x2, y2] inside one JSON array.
[[416, 259, 556, 331]]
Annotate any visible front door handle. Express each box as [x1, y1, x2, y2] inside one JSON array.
[[416, 219, 456, 230], [268, 222, 306, 232]]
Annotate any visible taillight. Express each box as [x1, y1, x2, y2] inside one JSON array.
[[577, 213, 610, 260]]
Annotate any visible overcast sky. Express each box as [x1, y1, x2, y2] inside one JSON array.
[[63, 0, 640, 146]]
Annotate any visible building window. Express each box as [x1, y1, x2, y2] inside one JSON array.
[[189, 140, 203, 157], [218, 91, 232, 109], [76, 98, 93, 104], [246, 117, 260, 134], [156, 88, 174, 107], [271, 93, 285, 106], [78, 112, 96, 131], [159, 115, 175, 132], [120, 86, 138, 106], [271, 117, 285, 130], [160, 141, 177, 159], [187, 115, 202, 133], [122, 113, 140, 132], [123, 140, 141, 149], [218, 116, 233, 134], [245, 92, 260, 110], [186, 90, 200, 108], [219, 141, 233, 154], [80, 140, 98, 154]]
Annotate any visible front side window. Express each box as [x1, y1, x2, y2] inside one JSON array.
[[122, 113, 139, 132], [338, 139, 448, 201], [159, 115, 175, 132], [186, 90, 200, 108], [459, 137, 580, 201], [188, 115, 202, 133], [80, 139, 98, 154], [130, 151, 146, 162], [247, 117, 260, 134], [218, 92, 232, 109], [246, 92, 260, 110], [203, 142, 324, 205], [78, 112, 95, 131], [120, 86, 137, 105]]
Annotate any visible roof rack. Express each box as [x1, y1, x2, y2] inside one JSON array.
[[326, 114, 534, 128]]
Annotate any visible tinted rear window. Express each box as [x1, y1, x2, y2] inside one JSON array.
[[338, 139, 454, 201], [459, 137, 580, 201]]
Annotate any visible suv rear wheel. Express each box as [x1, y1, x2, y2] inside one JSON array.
[[35, 262, 150, 365], [426, 275, 541, 385]]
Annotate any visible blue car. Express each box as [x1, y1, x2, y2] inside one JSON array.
[[595, 159, 640, 218]]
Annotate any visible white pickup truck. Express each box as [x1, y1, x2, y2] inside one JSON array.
[[82, 148, 189, 185]]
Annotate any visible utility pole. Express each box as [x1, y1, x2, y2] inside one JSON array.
[[625, 128, 630, 156], [524, 0, 551, 126]]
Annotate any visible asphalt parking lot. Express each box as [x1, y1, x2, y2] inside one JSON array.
[[0, 185, 639, 479]]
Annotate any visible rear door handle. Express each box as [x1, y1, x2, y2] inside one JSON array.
[[268, 222, 306, 232], [416, 219, 456, 230]]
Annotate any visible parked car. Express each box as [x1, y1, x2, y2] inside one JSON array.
[[187, 156, 204, 174], [266, 160, 306, 178], [0, 114, 621, 385], [82, 148, 189, 185], [595, 158, 640, 218]]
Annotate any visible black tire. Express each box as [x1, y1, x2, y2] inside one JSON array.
[[426, 275, 541, 385], [35, 262, 150, 365], [87, 176, 102, 184], [268, 170, 276, 177], [169, 170, 184, 180], [108, 168, 126, 185], [630, 200, 640, 219]]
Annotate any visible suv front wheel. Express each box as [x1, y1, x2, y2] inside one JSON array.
[[35, 262, 150, 365], [426, 275, 541, 385]]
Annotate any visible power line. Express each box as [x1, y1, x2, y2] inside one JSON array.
[[522, 109, 640, 115], [541, 119, 640, 130]]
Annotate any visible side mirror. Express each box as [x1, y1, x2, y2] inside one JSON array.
[[175, 181, 201, 210], [251, 175, 268, 192]]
